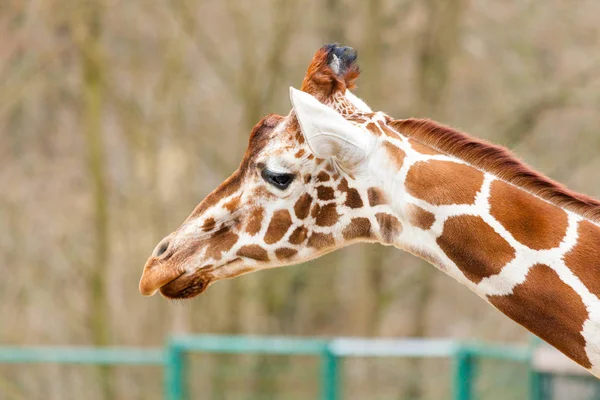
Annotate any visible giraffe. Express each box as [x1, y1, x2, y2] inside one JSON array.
[[139, 44, 600, 376]]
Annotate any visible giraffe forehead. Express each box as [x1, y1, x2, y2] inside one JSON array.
[[255, 138, 316, 172]]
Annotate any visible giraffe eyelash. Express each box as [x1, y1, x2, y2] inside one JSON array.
[[260, 167, 295, 190]]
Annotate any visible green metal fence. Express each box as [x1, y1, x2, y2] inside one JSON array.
[[0, 335, 596, 399]]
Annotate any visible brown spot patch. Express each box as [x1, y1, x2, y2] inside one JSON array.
[[490, 180, 568, 250], [317, 186, 335, 200], [564, 220, 600, 298], [253, 186, 272, 198], [366, 122, 381, 136], [390, 118, 600, 223], [376, 213, 402, 244], [265, 210, 293, 244], [343, 218, 372, 240], [237, 245, 269, 262], [307, 232, 335, 249], [294, 193, 312, 219], [275, 248, 298, 260], [438, 215, 515, 283], [315, 203, 339, 226], [488, 264, 591, 368], [295, 149, 305, 158], [337, 178, 349, 193], [368, 187, 387, 206], [311, 203, 319, 219], [206, 227, 239, 260], [202, 217, 216, 232], [224, 196, 241, 212], [409, 138, 439, 155], [383, 142, 405, 170], [349, 116, 368, 124], [317, 171, 330, 182], [408, 205, 435, 230], [289, 226, 308, 245], [378, 122, 401, 138], [245, 207, 264, 235], [406, 161, 484, 206], [345, 188, 363, 209], [304, 174, 311, 183]]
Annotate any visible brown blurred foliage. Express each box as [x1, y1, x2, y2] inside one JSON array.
[[1, 0, 600, 398]]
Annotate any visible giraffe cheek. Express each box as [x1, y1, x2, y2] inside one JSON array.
[[275, 248, 298, 260], [237, 245, 269, 262], [289, 226, 308, 245], [204, 228, 239, 261], [313, 203, 340, 227], [307, 232, 335, 249], [342, 218, 372, 241], [265, 210, 293, 244], [245, 207, 264, 235], [294, 194, 312, 219]]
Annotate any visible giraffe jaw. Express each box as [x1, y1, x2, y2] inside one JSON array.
[[159, 270, 211, 299], [158, 258, 244, 299]]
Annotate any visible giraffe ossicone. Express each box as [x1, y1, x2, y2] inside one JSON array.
[[139, 44, 600, 377]]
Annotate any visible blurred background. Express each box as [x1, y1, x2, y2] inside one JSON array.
[[1, 0, 600, 399]]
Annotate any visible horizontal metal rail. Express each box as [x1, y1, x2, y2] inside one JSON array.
[[0, 346, 164, 365], [330, 337, 459, 358], [0, 335, 541, 400], [461, 342, 531, 362], [171, 334, 330, 355]]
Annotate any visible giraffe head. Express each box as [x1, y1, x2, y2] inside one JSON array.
[[139, 44, 396, 299]]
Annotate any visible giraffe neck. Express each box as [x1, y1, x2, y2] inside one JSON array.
[[367, 121, 600, 375]]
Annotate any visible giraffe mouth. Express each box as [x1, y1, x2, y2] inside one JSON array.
[[159, 258, 243, 299], [159, 271, 211, 299]]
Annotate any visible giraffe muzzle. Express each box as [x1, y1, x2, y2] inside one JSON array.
[[138, 258, 186, 297]]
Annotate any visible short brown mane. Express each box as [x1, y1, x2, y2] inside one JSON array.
[[389, 118, 600, 223]]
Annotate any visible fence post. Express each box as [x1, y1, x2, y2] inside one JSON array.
[[321, 344, 340, 400], [452, 346, 474, 400], [529, 370, 542, 400], [529, 335, 542, 400], [165, 339, 186, 400]]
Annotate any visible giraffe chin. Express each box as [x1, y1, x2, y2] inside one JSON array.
[[158, 258, 243, 299], [159, 271, 211, 299]]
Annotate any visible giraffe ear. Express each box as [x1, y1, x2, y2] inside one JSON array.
[[289, 87, 374, 166]]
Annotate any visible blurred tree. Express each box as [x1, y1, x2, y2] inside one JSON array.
[[72, 1, 113, 398], [405, 0, 466, 398], [2, 0, 600, 398], [323, 0, 346, 43]]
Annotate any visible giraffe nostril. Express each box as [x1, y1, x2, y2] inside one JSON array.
[[154, 238, 170, 258]]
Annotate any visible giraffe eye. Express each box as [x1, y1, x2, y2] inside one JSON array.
[[261, 168, 295, 190]]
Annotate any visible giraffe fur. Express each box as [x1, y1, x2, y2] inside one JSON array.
[[139, 44, 600, 377]]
